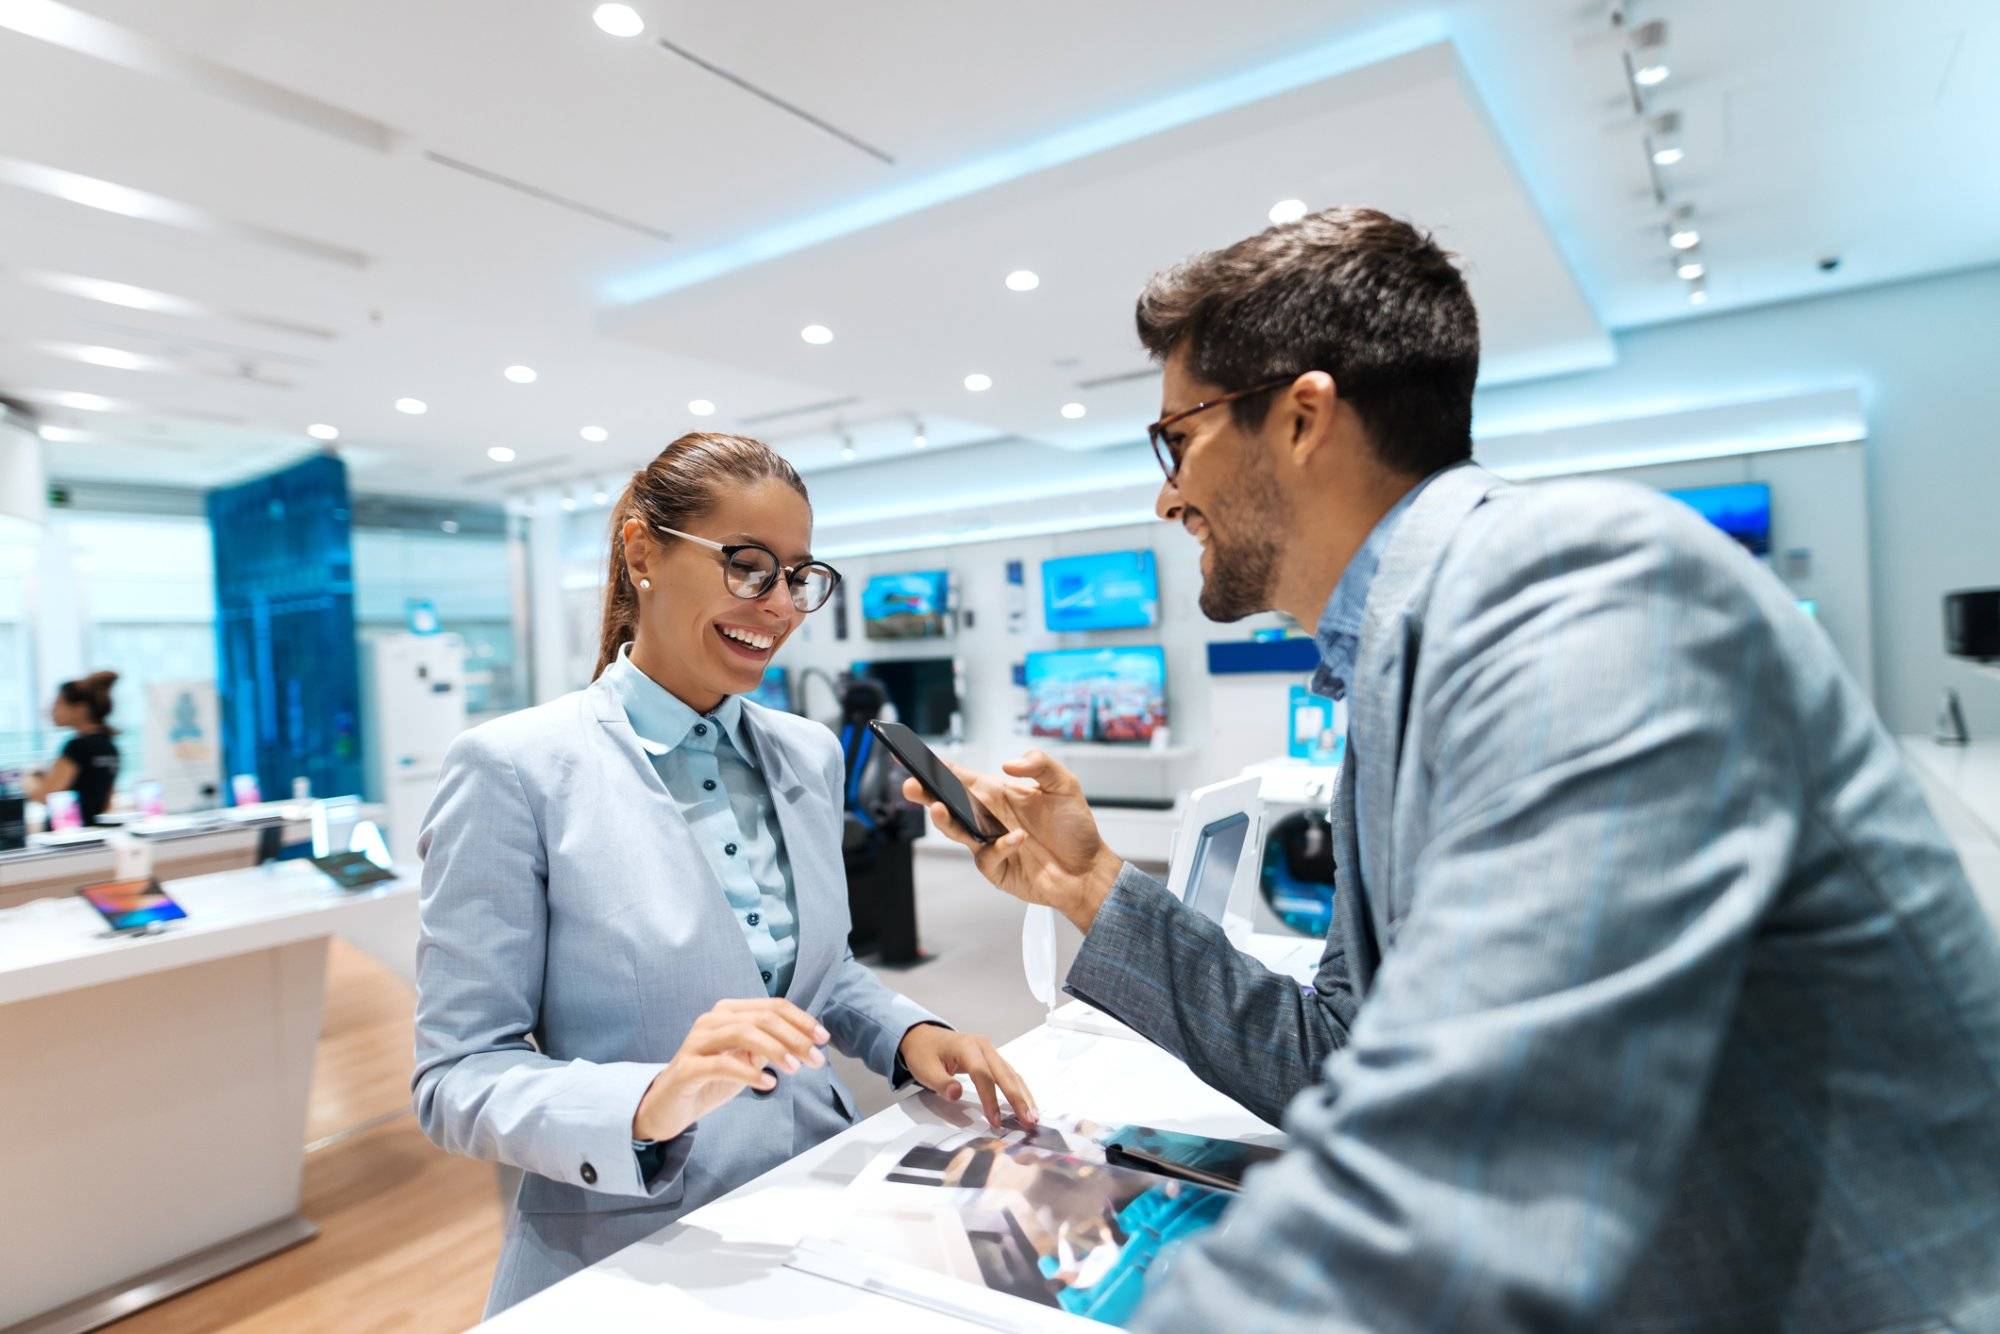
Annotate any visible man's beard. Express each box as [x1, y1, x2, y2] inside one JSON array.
[[1196, 464, 1285, 623]]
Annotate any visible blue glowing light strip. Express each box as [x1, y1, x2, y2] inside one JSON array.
[[602, 16, 1451, 305]]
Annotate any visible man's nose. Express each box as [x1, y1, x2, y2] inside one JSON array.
[[1155, 476, 1183, 522]]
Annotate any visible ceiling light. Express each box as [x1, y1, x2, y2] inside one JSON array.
[[1005, 269, 1040, 292], [1268, 198, 1309, 225], [1669, 226, 1700, 250], [580, 425, 609, 443], [69, 344, 154, 371], [912, 432, 928, 449], [504, 365, 537, 384], [1653, 146, 1685, 166], [307, 423, 339, 441], [39, 425, 93, 443], [487, 445, 517, 463], [592, 4, 644, 37], [440, 519, 460, 534], [800, 324, 833, 345], [560, 495, 578, 512], [592, 487, 611, 506], [1061, 402, 1087, 420], [395, 397, 427, 414], [963, 372, 992, 392], [1676, 260, 1706, 281], [1647, 111, 1683, 167], [688, 398, 716, 416], [1688, 287, 1709, 306], [840, 431, 856, 462], [55, 391, 113, 411], [1634, 63, 1669, 87]]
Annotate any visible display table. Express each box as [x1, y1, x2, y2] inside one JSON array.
[[484, 935, 1316, 1332], [0, 858, 417, 1334], [0, 802, 322, 911]]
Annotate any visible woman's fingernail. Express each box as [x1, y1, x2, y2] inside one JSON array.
[[808, 1047, 825, 1067], [783, 1054, 800, 1073], [814, 1026, 831, 1043]]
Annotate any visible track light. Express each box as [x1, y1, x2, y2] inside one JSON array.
[[912, 418, 928, 449], [1629, 19, 1669, 87], [1666, 203, 1699, 250], [1648, 112, 1684, 167]]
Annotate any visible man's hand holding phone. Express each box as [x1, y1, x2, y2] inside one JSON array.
[[904, 749, 1125, 936]]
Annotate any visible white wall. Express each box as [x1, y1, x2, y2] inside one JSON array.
[[1476, 263, 2000, 737]]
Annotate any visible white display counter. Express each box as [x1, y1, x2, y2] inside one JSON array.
[[484, 935, 1316, 1332], [0, 858, 418, 1333], [1900, 735, 2000, 922]]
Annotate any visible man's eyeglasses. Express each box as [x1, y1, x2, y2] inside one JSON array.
[[654, 526, 841, 613], [1145, 375, 1296, 482]]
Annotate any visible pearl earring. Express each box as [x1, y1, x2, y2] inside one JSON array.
[[638, 577, 651, 591]]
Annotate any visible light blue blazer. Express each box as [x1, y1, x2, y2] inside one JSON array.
[[412, 675, 939, 1315]]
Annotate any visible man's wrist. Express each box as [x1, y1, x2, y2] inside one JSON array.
[[1064, 848, 1125, 935]]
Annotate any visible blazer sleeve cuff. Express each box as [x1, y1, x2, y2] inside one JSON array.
[[559, 1059, 683, 1199], [1062, 861, 1175, 1022]]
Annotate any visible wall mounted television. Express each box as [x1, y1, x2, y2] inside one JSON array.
[[862, 570, 951, 640], [1042, 549, 1160, 632], [1024, 646, 1168, 745], [1666, 482, 1771, 556], [852, 657, 959, 738]]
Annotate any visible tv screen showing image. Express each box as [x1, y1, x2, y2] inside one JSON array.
[[1042, 549, 1160, 632], [748, 666, 790, 712], [1025, 646, 1168, 745], [862, 570, 951, 640], [1666, 482, 1771, 556], [852, 657, 959, 738]]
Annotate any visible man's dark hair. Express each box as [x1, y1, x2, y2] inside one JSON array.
[[1135, 206, 1479, 476]]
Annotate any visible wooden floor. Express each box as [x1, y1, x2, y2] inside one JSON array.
[[118, 941, 503, 1333]]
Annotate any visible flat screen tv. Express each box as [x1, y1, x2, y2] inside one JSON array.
[[1666, 482, 1771, 556], [1042, 549, 1160, 632], [862, 570, 951, 640], [852, 657, 959, 738], [1024, 646, 1168, 745], [748, 666, 790, 712]]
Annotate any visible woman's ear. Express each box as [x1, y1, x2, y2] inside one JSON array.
[[621, 517, 652, 586]]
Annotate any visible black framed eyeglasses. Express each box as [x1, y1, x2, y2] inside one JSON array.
[[654, 526, 842, 613], [1145, 375, 1297, 482]]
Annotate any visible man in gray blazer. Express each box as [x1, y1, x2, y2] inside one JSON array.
[[916, 208, 2000, 1330]]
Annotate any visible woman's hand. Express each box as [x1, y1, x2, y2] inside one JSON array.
[[633, 997, 829, 1143], [899, 1023, 1038, 1129], [903, 749, 1125, 935]]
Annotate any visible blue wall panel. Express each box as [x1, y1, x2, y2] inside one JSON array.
[[207, 455, 364, 801]]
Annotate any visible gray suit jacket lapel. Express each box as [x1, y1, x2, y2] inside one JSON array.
[[1336, 463, 1507, 976]]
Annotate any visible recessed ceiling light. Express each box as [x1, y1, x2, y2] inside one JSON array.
[[1669, 227, 1700, 250], [396, 397, 427, 414], [56, 391, 113, 411], [580, 425, 609, 443], [1060, 402, 1087, 419], [1634, 63, 1670, 87], [1688, 288, 1709, 306], [1005, 269, 1040, 292], [800, 324, 833, 345], [688, 398, 716, 416], [963, 372, 993, 392], [592, 487, 610, 506], [487, 445, 517, 463], [441, 519, 460, 534], [307, 423, 339, 441], [560, 495, 579, 512], [1676, 260, 1706, 281], [1268, 198, 1309, 225], [912, 431, 928, 449], [504, 365, 538, 384], [39, 425, 93, 443], [592, 3, 644, 37], [1652, 146, 1685, 167], [69, 344, 154, 371]]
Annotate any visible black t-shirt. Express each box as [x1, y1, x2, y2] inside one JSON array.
[[59, 732, 121, 825]]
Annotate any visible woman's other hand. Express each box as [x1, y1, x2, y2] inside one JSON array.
[[633, 996, 828, 1142], [899, 1024, 1038, 1129]]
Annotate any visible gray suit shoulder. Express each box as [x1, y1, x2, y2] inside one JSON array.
[[1443, 475, 1759, 590]]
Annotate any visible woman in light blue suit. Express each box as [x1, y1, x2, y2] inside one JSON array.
[[413, 432, 1036, 1315]]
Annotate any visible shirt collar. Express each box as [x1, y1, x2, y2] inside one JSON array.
[[603, 644, 750, 759], [1310, 472, 1439, 701]]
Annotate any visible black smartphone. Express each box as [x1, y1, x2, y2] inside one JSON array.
[[868, 719, 1006, 844], [311, 850, 397, 890]]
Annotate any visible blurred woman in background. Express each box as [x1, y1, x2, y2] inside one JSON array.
[[25, 671, 121, 825]]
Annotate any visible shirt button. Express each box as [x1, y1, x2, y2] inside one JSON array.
[[724, 842, 738, 856], [760, 970, 772, 984], [580, 1161, 598, 1185], [747, 912, 760, 926], [703, 779, 717, 792], [694, 723, 707, 737]]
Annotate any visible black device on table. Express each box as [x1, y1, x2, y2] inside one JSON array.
[[311, 850, 397, 890], [866, 720, 1006, 844]]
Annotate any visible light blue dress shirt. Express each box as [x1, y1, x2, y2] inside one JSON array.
[[602, 646, 800, 997], [1311, 468, 1446, 834]]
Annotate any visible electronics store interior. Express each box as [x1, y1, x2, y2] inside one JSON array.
[[3, 3, 1998, 1332]]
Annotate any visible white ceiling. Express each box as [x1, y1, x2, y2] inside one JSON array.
[[0, 0, 1993, 505]]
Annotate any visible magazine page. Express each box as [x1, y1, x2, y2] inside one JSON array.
[[1012, 1112, 1283, 1193], [790, 1122, 1237, 1330]]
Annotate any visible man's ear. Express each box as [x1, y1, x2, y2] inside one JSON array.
[[1283, 370, 1338, 468]]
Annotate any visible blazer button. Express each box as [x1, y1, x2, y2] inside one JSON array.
[[760, 970, 772, 984], [580, 1161, 597, 1185], [724, 842, 738, 856], [747, 911, 760, 926], [703, 779, 717, 791]]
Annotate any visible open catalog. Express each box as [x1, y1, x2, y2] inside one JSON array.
[[787, 1111, 1283, 1330]]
